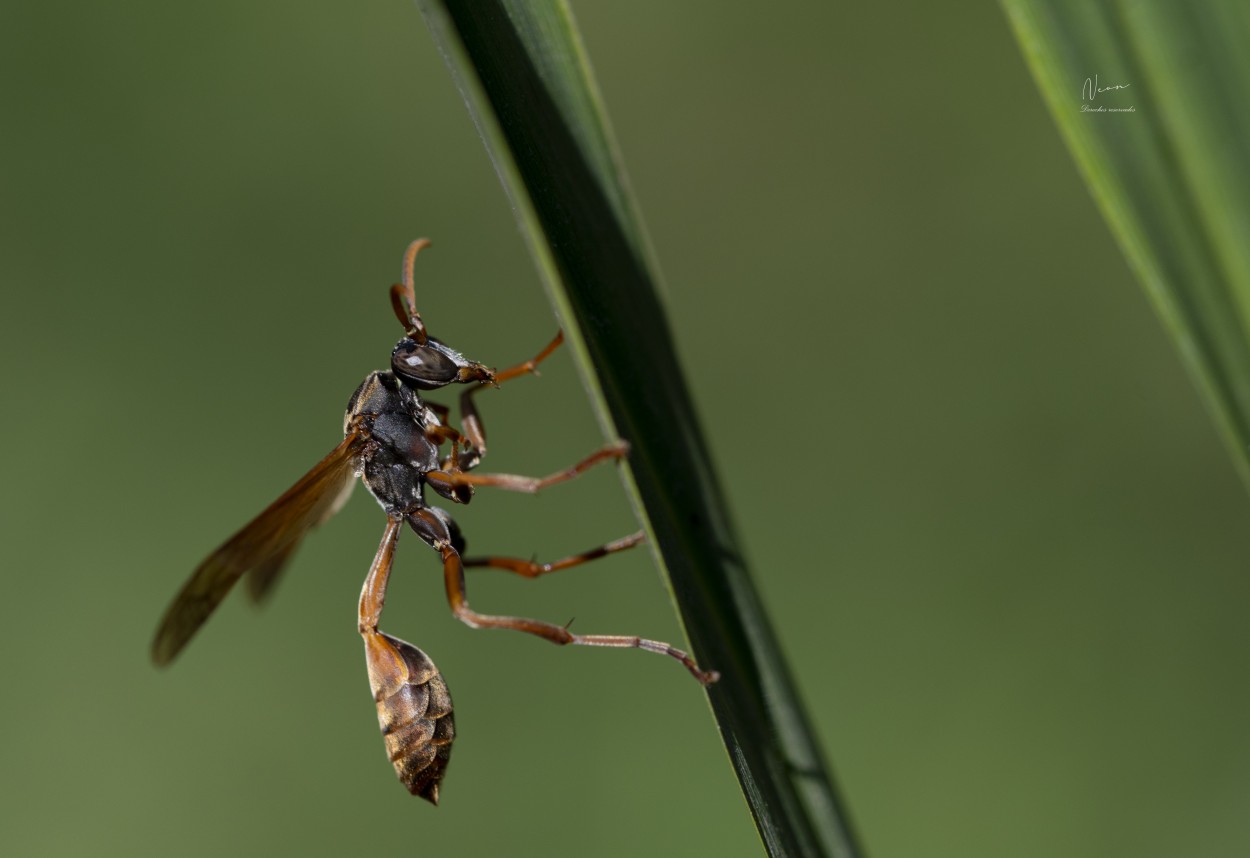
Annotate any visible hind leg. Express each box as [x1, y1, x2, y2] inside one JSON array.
[[407, 509, 717, 685]]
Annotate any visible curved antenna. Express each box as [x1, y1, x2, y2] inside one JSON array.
[[390, 238, 431, 344]]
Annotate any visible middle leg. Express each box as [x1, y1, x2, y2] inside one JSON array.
[[425, 441, 629, 496], [464, 530, 645, 578]]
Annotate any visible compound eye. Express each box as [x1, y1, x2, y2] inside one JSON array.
[[392, 339, 458, 390]]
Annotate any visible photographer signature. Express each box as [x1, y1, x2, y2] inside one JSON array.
[[1082, 75, 1130, 101]]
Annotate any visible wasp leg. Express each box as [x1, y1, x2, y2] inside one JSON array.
[[459, 330, 563, 458], [408, 510, 717, 685], [360, 515, 456, 804], [359, 517, 402, 632], [464, 531, 645, 578], [427, 331, 564, 500], [426, 401, 451, 425], [424, 424, 466, 470], [426, 440, 628, 496], [422, 422, 475, 505]]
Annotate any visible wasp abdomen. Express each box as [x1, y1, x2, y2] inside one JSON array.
[[364, 631, 455, 804]]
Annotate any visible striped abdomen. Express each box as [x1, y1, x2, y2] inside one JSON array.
[[363, 631, 455, 804]]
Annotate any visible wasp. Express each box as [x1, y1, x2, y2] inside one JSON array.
[[151, 239, 717, 804]]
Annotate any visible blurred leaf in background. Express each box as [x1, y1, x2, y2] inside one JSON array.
[[1003, 1, 1250, 493]]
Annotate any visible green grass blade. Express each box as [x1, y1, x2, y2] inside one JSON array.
[[415, 2, 862, 855], [1001, 1, 1250, 488]]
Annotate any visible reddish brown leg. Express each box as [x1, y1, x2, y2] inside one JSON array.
[[425, 401, 451, 425], [359, 516, 403, 632], [424, 424, 461, 446], [460, 331, 564, 456], [427, 531, 717, 685], [464, 531, 645, 578], [424, 424, 464, 469], [420, 418, 477, 485], [426, 441, 629, 496], [359, 515, 456, 805]]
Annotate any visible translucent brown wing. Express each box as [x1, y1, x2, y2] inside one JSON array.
[[243, 539, 301, 604], [244, 456, 357, 604], [151, 432, 365, 666]]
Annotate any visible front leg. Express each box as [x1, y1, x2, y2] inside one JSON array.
[[427, 331, 564, 507], [421, 423, 474, 505], [459, 330, 564, 458]]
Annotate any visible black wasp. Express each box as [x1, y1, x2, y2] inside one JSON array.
[[151, 239, 717, 804]]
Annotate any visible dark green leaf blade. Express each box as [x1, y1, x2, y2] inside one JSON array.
[[416, 2, 862, 856]]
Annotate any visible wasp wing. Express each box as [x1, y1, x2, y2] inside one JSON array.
[[151, 432, 364, 666], [244, 541, 302, 603], [244, 458, 357, 604]]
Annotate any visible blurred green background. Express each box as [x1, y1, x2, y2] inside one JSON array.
[[4, 2, 1250, 856]]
